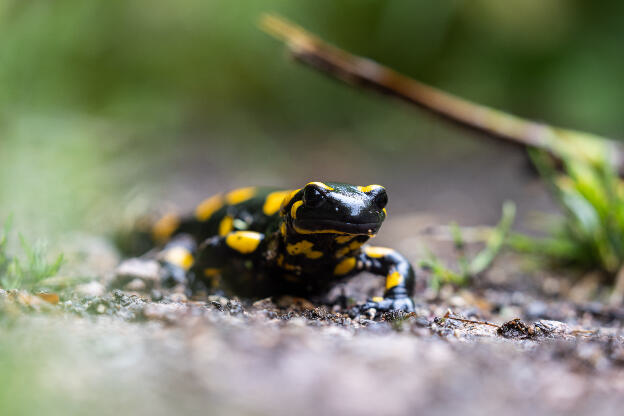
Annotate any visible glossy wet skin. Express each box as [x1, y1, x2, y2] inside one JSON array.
[[143, 181, 415, 312], [287, 182, 388, 236]]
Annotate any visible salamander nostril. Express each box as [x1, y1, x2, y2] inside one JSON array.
[[303, 186, 325, 208]]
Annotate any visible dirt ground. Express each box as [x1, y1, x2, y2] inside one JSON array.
[[2, 140, 623, 416], [2, 232, 623, 416]]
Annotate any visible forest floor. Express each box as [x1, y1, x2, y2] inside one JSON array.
[[2, 231, 623, 416], [2, 134, 623, 416]]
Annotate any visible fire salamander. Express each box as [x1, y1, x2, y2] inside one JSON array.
[[141, 182, 415, 312]]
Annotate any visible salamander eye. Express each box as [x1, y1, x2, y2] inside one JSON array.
[[303, 186, 325, 208], [373, 189, 388, 209]]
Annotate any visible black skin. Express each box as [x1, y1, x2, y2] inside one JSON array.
[[145, 182, 416, 312]]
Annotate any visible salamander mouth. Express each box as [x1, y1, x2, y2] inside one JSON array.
[[294, 219, 381, 235]]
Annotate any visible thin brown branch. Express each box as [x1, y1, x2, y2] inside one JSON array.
[[260, 14, 624, 174], [443, 312, 500, 328]]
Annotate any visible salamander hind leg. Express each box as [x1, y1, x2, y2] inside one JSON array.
[[157, 234, 198, 288], [113, 233, 197, 293]]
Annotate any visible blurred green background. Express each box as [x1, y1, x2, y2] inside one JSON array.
[[2, 0, 624, 238]]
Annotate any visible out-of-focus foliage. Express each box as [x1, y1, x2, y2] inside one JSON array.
[[1, 0, 624, 236], [511, 151, 624, 281], [0, 217, 64, 290], [423, 202, 516, 289], [1, 0, 623, 132]]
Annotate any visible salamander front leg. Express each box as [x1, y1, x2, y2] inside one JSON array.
[[356, 246, 415, 312]]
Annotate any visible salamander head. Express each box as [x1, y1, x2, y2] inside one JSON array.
[[281, 182, 388, 236]]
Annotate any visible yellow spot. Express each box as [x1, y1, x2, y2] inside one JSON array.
[[225, 187, 256, 205], [203, 268, 221, 288], [287, 240, 312, 255], [296, 227, 348, 235], [219, 215, 234, 236], [263, 190, 292, 216], [203, 268, 220, 277], [349, 240, 364, 251], [336, 240, 365, 258], [383, 208, 387, 216], [293, 225, 374, 236], [152, 213, 180, 243], [372, 296, 384, 303], [307, 181, 334, 190], [225, 231, 263, 254], [287, 240, 323, 259], [364, 246, 395, 258], [278, 255, 300, 272], [279, 189, 301, 215], [163, 247, 194, 271], [334, 257, 356, 275], [307, 251, 323, 259], [357, 184, 384, 193], [290, 200, 303, 219], [335, 246, 350, 258], [283, 264, 300, 271], [335, 235, 354, 244], [385, 271, 404, 290], [195, 194, 223, 221], [280, 222, 287, 236]]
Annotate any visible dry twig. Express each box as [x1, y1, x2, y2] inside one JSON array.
[[260, 14, 624, 174], [443, 311, 500, 328]]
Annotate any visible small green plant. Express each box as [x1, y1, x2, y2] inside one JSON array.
[[421, 201, 516, 290], [0, 217, 64, 291], [510, 150, 624, 281]]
